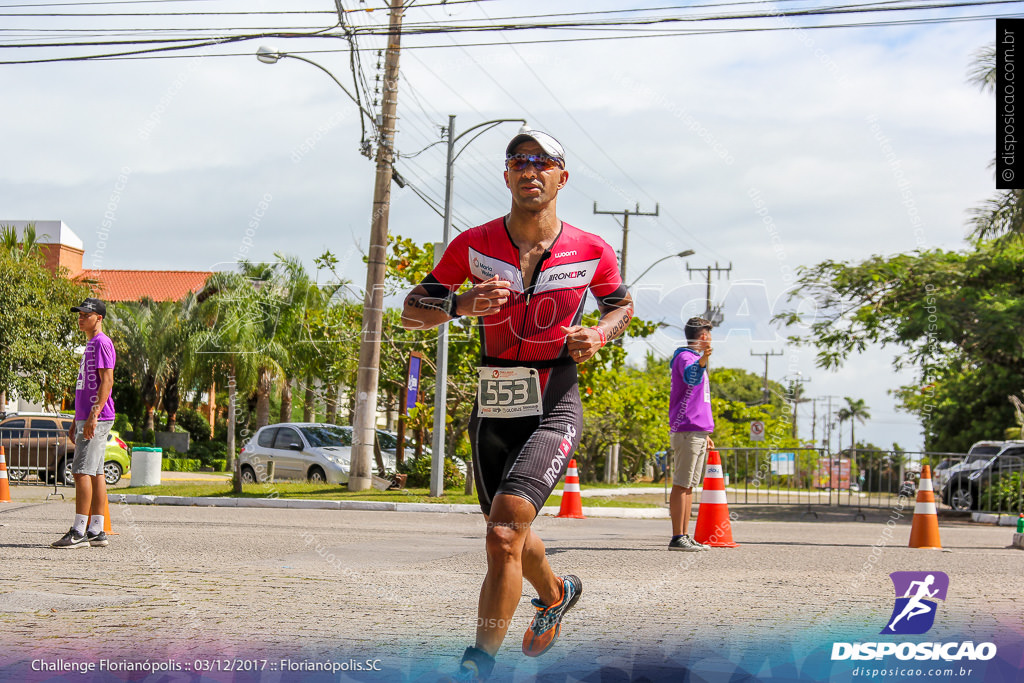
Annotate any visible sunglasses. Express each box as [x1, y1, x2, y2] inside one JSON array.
[[505, 154, 564, 173]]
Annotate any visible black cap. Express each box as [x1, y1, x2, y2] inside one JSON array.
[[71, 297, 106, 317]]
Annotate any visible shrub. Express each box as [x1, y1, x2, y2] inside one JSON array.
[[113, 413, 132, 435], [980, 472, 1023, 513], [163, 458, 201, 472], [177, 408, 211, 443], [211, 459, 227, 472], [188, 440, 227, 467], [398, 455, 465, 490]]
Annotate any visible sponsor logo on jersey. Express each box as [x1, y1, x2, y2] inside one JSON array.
[[468, 247, 524, 292], [533, 258, 600, 293], [553, 250, 577, 258]]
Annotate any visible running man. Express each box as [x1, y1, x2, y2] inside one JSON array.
[[402, 130, 633, 681], [886, 574, 939, 632]]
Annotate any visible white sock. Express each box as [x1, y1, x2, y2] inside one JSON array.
[[73, 514, 88, 535], [88, 515, 104, 535]]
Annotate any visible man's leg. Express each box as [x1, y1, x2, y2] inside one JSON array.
[[521, 528, 561, 607], [74, 473, 93, 517], [475, 493, 538, 655], [669, 485, 693, 537]]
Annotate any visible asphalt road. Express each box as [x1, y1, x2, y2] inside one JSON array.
[[0, 489, 1020, 682]]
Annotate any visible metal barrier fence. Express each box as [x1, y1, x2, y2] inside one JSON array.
[[0, 427, 73, 490], [662, 448, 1023, 516]]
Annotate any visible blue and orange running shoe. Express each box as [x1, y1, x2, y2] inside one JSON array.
[[521, 574, 582, 657]]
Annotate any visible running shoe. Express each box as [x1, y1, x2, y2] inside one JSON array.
[[87, 530, 109, 547], [439, 647, 494, 682], [668, 534, 703, 552], [522, 574, 582, 657], [690, 536, 712, 550], [51, 528, 88, 549]]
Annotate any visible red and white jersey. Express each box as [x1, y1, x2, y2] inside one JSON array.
[[423, 217, 626, 367]]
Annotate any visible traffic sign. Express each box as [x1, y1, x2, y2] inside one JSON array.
[[750, 420, 765, 441]]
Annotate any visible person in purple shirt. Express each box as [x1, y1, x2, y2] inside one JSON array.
[[667, 316, 715, 552], [52, 298, 117, 549]]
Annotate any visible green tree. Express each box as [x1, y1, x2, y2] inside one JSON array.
[[777, 240, 1023, 451], [0, 230, 89, 407]]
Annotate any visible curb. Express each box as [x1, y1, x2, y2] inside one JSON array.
[[971, 512, 1020, 526], [108, 494, 668, 519]]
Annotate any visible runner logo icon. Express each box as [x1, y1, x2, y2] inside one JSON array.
[[882, 571, 948, 635]]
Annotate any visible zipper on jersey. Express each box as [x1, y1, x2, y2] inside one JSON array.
[[515, 247, 552, 361]]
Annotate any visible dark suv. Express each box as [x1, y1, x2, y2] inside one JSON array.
[[941, 442, 1024, 511]]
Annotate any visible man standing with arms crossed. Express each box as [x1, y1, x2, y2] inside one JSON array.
[[668, 316, 715, 552], [52, 298, 116, 549], [402, 130, 633, 681]]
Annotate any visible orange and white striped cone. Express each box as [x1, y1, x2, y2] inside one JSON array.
[[908, 464, 942, 549], [693, 450, 739, 548], [556, 459, 585, 519], [0, 446, 11, 503], [93, 491, 118, 535]]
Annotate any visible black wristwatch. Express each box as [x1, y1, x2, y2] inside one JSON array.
[[446, 294, 461, 319]]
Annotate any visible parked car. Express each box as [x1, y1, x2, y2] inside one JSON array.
[[239, 423, 399, 484], [932, 440, 1004, 491], [375, 428, 468, 477], [941, 441, 1024, 511], [0, 412, 130, 485]]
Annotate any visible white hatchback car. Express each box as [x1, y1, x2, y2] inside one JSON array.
[[239, 423, 397, 484]]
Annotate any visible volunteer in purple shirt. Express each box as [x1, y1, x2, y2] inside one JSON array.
[[52, 298, 117, 549], [667, 316, 715, 552]]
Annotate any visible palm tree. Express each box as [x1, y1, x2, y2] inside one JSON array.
[[105, 299, 182, 432], [967, 44, 1024, 242], [837, 397, 870, 476], [0, 223, 43, 261], [186, 271, 288, 468]]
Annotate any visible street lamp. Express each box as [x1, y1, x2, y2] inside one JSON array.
[[428, 115, 526, 497], [257, 31, 405, 491], [627, 249, 694, 289], [257, 46, 377, 156]]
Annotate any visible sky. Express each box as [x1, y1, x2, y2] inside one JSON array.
[[0, 0, 1005, 451]]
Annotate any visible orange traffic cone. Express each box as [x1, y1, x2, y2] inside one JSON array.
[[99, 493, 118, 535], [0, 446, 11, 503], [908, 465, 942, 549], [693, 450, 738, 547], [556, 459, 585, 519]]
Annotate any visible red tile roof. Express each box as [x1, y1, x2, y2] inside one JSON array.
[[89, 270, 213, 302]]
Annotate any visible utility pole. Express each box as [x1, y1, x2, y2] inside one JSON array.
[[687, 262, 732, 326], [593, 202, 659, 280], [750, 349, 783, 405], [350, 0, 404, 491]]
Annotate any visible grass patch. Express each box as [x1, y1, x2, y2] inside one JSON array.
[[120, 481, 667, 508], [122, 481, 479, 505]]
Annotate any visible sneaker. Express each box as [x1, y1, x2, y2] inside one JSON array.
[[51, 528, 88, 549], [439, 647, 494, 682], [668, 534, 703, 552], [522, 574, 582, 657], [690, 536, 712, 550], [87, 530, 109, 547]]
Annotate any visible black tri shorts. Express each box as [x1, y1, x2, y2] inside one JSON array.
[[469, 365, 583, 516]]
